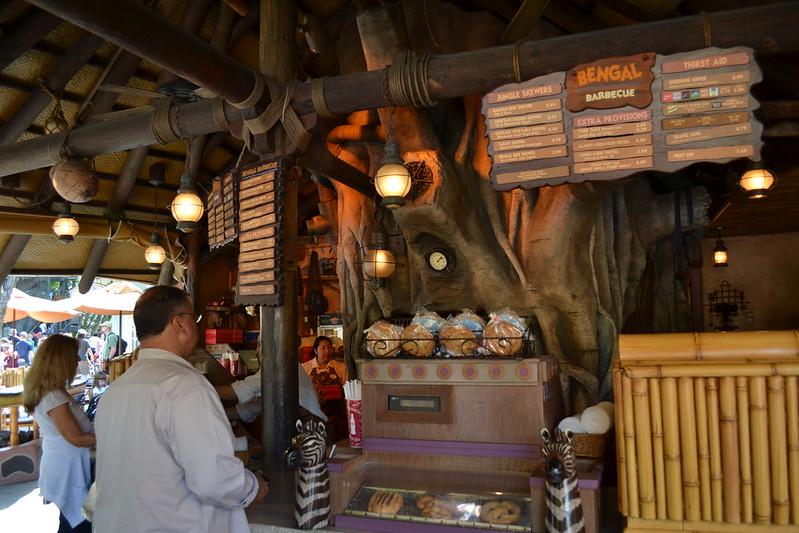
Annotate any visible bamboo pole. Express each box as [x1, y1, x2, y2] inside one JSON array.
[[615, 358, 629, 517], [706, 378, 723, 522], [767, 375, 790, 525], [626, 516, 799, 532], [737, 377, 754, 523], [678, 377, 701, 521], [650, 377, 668, 519], [749, 376, 771, 524], [695, 377, 712, 521], [623, 362, 799, 379], [633, 377, 657, 519], [719, 376, 741, 523], [661, 377, 683, 520], [623, 371, 640, 518], [786, 376, 799, 524]]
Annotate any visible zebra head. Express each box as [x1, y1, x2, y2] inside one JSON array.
[[291, 419, 328, 468], [540, 427, 577, 485]]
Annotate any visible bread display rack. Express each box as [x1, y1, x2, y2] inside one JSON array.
[[326, 330, 594, 532]]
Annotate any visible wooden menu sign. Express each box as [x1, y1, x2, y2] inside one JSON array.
[[235, 159, 284, 307], [482, 47, 763, 190], [207, 171, 237, 250]]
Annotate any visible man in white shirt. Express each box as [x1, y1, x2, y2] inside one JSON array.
[[94, 286, 268, 533]]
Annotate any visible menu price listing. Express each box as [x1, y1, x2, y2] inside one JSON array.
[[482, 46, 763, 190], [208, 171, 237, 250], [235, 160, 284, 307]]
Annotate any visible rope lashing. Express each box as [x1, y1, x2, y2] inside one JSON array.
[[151, 96, 180, 144], [512, 41, 523, 83], [230, 69, 313, 153], [211, 97, 229, 131], [310, 77, 336, 119], [702, 11, 713, 47], [385, 50, 436, 108]]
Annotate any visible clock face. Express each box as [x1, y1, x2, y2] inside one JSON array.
[[428, 250, 450, 271]]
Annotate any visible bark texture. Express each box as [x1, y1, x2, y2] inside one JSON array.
[[333, 0, 708, 412]]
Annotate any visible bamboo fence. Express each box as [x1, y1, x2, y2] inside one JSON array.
[[616, 330, 799, 531]]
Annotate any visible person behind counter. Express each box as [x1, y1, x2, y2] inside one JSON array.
[[22, 334, 96, 533], [301, 335, 348, 442], [93, 285, 268, 533]]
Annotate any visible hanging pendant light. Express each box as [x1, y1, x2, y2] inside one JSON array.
[[145, 232, 166, 269], [359, 211, 401, 288], [146, 164, 166, 269], [374, 140, 411, 209], [713, 228, 728, 267], [170, 172, 205, 233], [739, 168, 775, 199], [52, 203, 79, 244]]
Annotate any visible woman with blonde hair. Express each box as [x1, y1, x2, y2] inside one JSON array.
[[23, 334, 95, 533]]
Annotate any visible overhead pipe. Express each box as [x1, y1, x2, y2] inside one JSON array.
[[0, 8, 61, 72]]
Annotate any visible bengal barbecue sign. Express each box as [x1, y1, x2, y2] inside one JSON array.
[[482, 47, 762, 190]]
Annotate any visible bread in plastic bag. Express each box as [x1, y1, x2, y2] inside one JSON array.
[[484, 308, 526, 356], [401, 324, 435, 356], [411, 307, 446, 333], [366, 320, 402, 357]]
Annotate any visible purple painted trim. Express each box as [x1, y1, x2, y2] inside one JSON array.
[[363, 437, 540, 459], [335, 514, 503, 533]]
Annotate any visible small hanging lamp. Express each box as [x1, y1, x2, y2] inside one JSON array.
[[170, 172, 205, 233], [374, 140, 412, 209], [52, 203, 79, 244], [360, 212, 401, 288], [713, 228, 728, 267], [145, 232, 166, 269], [739, 168, 775, 199]]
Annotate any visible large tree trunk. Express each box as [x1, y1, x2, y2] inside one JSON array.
[[335, 1, 709, 413]]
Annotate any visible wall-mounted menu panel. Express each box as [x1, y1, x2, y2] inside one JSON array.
[[207, 171, 237, 250], [235, 160, 284, 306], [482, 47, 762, 190]]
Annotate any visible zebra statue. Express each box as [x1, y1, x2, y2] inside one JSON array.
[[289, 419, 331, 530], [540, 428, 585, 533]]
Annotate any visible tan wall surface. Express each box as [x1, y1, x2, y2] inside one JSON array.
[[701, 231, 799, 331]]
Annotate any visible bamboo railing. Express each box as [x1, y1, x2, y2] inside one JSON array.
[[616, 331, 799, 532]]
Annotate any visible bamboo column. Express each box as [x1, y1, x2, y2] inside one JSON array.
[[678, 376, 700, 521], [633, 377, 656, 519], [767, 375, 790, 524], [706, 378, 723, 522], [661, 376, 683, 520], [622, 371, 640, 518], [719, 376, 741, 523], [786, 376, 799, 524], [737, 376, 754, 523], [649, 377, 667, 519], [695, 377, 712, 521], [615, 358, 629, 517], [749, 376, 771, 524]]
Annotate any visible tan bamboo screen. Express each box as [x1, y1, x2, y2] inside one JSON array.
[[615, 331, 799, 532]]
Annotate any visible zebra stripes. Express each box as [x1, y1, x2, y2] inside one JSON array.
[[541, 428, 585, 533], [291, 419, 331, 530]]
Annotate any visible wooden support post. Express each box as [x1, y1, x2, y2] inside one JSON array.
[[259, 0, 299, 473]]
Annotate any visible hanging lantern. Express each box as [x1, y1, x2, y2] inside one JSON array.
[[170, 172, 204, 233], [359, 217, 401, 288], [713, 237, 728, 267], [374, 141, 411, 209], [50, 159, 99, 203], [144, 233, 166, 269], [739, 168, 775, 199], [52, 203, 79, 244]]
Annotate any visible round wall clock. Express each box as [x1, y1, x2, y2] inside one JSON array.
[[427, 248, 454, 272]]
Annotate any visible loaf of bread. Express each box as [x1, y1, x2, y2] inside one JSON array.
[[439, 325, 478, 356], [401, 324, 435, 356], [483, 319, 523, 356], [367, 490, 404, 515], [367, 320, 401, 357], [481, 500, 521, 524]]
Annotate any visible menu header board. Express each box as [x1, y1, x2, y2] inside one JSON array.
[[235, 160, 284, 307], [482, 47, 763, 190]]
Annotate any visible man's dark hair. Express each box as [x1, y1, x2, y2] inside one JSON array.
[[134, 286, 190, 340], [313, 335, 333, 350]]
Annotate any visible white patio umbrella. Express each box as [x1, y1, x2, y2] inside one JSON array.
[[3, 288, 80, 323]]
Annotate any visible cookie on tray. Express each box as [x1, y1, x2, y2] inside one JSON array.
[[481, 500, 521, 524], [367, 490, 404, 515]]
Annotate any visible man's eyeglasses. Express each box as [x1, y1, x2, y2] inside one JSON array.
[[175, 312, 203, 324]]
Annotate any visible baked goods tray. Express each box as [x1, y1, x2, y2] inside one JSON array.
[[363, 331, 539, 359], [342, 484, 531, 531]]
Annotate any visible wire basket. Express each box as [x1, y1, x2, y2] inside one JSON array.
[[571, 432, 609, 458]]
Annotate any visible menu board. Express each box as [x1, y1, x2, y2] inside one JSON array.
[[482, 47, 763, 190], [235, 160, 284, 306], [207, 170, 237, 250]]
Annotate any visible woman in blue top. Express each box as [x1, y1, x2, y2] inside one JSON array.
[[23, 334, 96, 533]]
